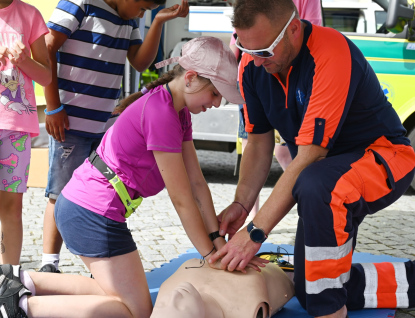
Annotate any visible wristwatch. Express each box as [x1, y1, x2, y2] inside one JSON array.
[[247, 221, 268, 243]]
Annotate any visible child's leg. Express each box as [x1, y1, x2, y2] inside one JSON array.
[[41, 198, 63, 269], [0, 191, 23, 264], [0, 130, 31, 265], [83, 251, 152, 318], [27, 251, 152, 318]]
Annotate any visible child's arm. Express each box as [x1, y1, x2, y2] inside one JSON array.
[[43, 29, 70, 142], [181, 141, 227, 252], [7, 36, 51, 86], [0, 46, 8, 65], [127, 0, 189, 72], [153, 149, 223, 270]]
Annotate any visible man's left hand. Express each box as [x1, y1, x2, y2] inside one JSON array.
[[209, 229, 266, 272]]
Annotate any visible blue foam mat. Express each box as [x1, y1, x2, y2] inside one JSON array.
[[145, 243, 409, 317]]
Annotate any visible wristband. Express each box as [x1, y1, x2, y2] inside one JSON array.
[[208, 231, 224, 241], [44, 105, 64, 116], [232, 201, 249, 215], [203, 246, 216, 259]]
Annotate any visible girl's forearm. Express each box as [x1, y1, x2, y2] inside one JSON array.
[[18, 57, 52, 87]]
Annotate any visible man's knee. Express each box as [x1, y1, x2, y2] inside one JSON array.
[[293, 163, 329, 203]]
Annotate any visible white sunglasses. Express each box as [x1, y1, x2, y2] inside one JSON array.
[[235, 11, 296, 58]]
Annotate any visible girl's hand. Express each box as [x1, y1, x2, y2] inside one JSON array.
[[206, 253, 223, 270], [7, 40, 30, 66], [154, 0, 189, 24], [0, 46, 8, 65]]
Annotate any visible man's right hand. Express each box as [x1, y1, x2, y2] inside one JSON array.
[[218, 203, 249, 239], [45, 109, 69, 142]]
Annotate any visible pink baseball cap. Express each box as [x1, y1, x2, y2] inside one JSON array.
[[155, 36, 245, 104]]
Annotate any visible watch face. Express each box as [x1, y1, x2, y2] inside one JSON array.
[[250, 228, 265, 243]]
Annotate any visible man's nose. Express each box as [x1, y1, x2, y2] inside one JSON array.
[[253, 55, 266, 67]]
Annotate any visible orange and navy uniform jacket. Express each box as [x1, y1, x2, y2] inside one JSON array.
[[238, 21, 410, 158]]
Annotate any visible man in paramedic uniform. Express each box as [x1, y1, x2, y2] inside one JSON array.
[[209, 0, 415, 317]]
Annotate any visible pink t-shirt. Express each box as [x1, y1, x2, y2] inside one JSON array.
[[295, 0, 323, 26], [0, 0, 48, 137], [62, 86, 193, 222]]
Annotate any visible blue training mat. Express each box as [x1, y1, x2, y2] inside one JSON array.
[[145, 243, 408, 318]]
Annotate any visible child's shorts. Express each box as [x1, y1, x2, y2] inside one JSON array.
[[46, 133, 101, 200], [55, 194, 137, 258], [0, 130, 31, 193]]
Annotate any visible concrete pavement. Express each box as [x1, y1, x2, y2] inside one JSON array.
[[19, 150, 415, 317]]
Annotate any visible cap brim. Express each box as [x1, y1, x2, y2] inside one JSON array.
[[211, 80, 245, 105]]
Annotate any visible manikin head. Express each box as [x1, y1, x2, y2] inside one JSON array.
[[150, 259, 295, 318]]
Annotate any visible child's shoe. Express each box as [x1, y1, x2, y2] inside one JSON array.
[[0, 274, 31, 318]]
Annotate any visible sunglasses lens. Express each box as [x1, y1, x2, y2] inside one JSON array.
[[252, 51, 273, 58]]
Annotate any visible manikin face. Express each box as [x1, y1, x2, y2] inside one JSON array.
[[151, 282, 224, 318], [236, 14, 295, 75], [107, 0, 158, 20], [184, 79, 223, 114]]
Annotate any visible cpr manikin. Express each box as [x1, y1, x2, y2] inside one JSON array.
[[151, 259, 295, 318]]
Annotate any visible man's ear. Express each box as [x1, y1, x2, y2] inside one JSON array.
[[290, 18, 302, 39]]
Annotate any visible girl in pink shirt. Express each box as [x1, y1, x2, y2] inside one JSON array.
[[0, 36, 267, 318], [0, 0, 51, 266]]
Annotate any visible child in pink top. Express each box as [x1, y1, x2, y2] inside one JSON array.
[[0, 36, 267, 318], [0, 0, 51, 265], [62, 84, 194, 222]]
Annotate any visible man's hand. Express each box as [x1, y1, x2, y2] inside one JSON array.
[[7, 40, 30, 66], [209, 229, 266, 273], [218, 203, 248, 239], [154, 0, 189, 23], [45, 109, 69, 142]]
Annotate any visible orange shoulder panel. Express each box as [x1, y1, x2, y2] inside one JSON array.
[[238, 53, 255, 133], [296, 26, 352, 148]]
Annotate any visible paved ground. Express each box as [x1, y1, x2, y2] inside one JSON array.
[[19, 150, 415, 317]]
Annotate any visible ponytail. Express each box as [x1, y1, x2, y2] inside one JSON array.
[[113, 64, 186, 114]]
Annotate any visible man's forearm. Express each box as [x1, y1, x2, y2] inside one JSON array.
[[253, 144, 329, 234], [235, 132, 274, 212]]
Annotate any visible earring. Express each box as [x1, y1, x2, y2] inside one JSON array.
[[186, 83, 190, 87]]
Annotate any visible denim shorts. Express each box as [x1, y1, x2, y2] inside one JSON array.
[[0, 130, 31, 193], [55, 194, 137, 258], [45, 133, 101, 199]]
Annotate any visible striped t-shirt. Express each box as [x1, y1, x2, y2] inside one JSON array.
[[47, 0, 142, 138]]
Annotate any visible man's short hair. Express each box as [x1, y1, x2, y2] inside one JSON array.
[[232, 0, 298, 29]]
